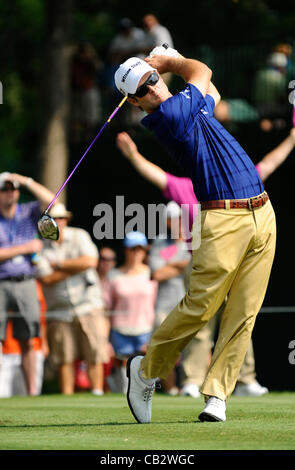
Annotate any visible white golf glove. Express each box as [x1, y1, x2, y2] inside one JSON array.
[[149, 44, 179, 58]]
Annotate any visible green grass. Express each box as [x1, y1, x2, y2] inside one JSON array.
[[0, 392, 294, 450]]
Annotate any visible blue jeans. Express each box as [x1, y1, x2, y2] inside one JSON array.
[[110, 330, 151, 358]]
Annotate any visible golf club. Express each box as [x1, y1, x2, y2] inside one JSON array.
[[38, 95, 128, 240]]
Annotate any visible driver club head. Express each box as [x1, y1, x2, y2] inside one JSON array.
[[37, 212, 59, 240]]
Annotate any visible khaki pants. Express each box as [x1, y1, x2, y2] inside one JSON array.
[[181, 302, 256, 387], [140, 200, 276, 400]]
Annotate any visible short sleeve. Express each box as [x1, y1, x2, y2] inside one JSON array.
[[255, 163, 262, 178], [74, 229, 99, 258], [158, 83, 206, 140], [163, 173, 197, 205]]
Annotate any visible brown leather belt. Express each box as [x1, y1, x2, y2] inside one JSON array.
[[201, 192, 269, 211]]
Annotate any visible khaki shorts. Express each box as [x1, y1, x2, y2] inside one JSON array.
[[47, 312, 109, 365]]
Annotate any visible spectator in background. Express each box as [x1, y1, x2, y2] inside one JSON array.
[[36, 203, 110, 396], [143, 14, 174, 49], [97, 246, 117, 308], [107, 18, 152, 127], [214, 99, 259, 132], [70, 42, 103, 142], [0, 281, 47, 397], [109, 18, 150, 65], [253, 50, 290, 131], [273, 43, 295, 84], [143, 13, 174, 86], [0, 172, 54, 396], [96, 246, 117, 392], [106, 232, 157, 393], [148, 202, 191, 395]]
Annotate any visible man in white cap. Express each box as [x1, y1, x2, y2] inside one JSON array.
[[36, 203, 110, 395], [114, 48, 276, 423], [0, 172, 55, 395]]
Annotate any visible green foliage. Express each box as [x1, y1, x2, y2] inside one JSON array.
[[0, 0, 44, 174], [0, 0, 294, 175]]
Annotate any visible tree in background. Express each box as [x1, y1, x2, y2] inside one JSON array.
[[37, 0, 73, 203]]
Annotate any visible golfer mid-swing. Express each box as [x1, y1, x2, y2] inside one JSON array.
[[114, 47, 276, 422]]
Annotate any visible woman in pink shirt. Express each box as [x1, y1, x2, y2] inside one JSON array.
[[106, 231, 157, 393]]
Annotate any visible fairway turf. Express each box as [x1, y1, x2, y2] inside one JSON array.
[[0, 392, 294, 450]]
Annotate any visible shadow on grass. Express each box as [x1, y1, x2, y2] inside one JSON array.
[[0, 419, 197, 428]]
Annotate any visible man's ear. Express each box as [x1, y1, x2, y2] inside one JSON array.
[[127, 96, 140, 107]]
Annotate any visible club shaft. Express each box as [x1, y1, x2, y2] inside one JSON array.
[[46, 96, 127, 212]]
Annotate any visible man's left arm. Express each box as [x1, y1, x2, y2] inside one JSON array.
[[256, 128, 295, 182], [207, 82, 221, 107], [8, 173, 55, 211]]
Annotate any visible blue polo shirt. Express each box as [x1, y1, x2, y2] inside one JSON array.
[[142, 83, 264, 201], [0, 201, 41, 279]]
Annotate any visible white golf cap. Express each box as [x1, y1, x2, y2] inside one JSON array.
[[114, 57, 156, 96], [0, 172, 20, 190], [267, 52, 288, 68], [49, 203, 72, 219]]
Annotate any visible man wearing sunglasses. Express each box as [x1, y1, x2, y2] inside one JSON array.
[[0, 172, 54, 396], [114, 49, 276, 423]]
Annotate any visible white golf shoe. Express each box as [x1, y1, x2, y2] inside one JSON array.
[[180, 383, 201, 398], [126, 355, 157, 424], [234, 380, 269, 397], [198, 396, 226, 422]]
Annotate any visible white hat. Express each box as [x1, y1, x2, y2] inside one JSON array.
[[0, 172, 20, 190], [114, 57, 156, 96], [267, 52, 288, 68], [165, 201, 182, 219], [49, 203, 72, 219]]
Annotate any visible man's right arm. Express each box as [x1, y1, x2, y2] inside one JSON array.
[[116, 132, 167, 191], [145, 54, 212, 97]]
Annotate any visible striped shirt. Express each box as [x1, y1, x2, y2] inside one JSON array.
[[142, 83, 264, 201], [0, 201, 41, 279]]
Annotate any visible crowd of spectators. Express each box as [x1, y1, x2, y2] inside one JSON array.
[[67, 14, 294, 137]]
